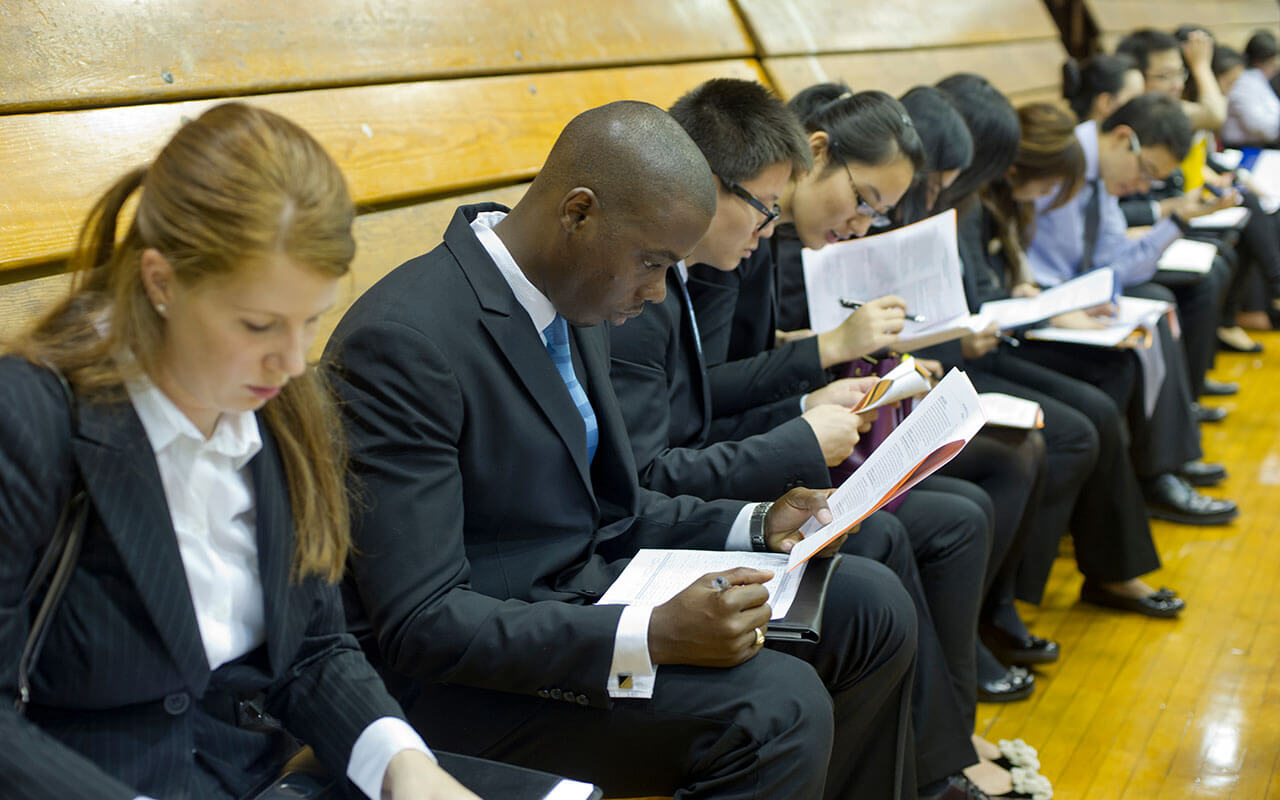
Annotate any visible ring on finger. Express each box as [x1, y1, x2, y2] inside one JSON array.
[[754, 627, 765, 647]]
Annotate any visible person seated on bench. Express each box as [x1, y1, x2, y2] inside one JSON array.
[[0, 103, 475, 800], [1223, 30, 1280, 147], [327, 100, 919, 800]]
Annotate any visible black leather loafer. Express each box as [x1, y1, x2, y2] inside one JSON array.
[[1178, 459, 1228, 487], [1192, 402, 1228, 423], [981, 623, 1061, 665], [1080, 581, 1185, 618], [978, 665, 1035, 703], [1202, 378, 1241, 395], [1144, 473, 1238, 525]]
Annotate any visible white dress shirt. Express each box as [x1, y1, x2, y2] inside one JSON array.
[[471, 212, 757, 700], [125, 374, 430, 800], [1223, 68, 1280, 146]]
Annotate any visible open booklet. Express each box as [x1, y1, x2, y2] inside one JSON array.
[[851, 355, 933, 413], [979, 393, 1044, 429], [1188, 206, 1249, 230], [597, 550, 842, 643], [801, 208, 989, 351], [1025, 295, 1172, 348], [787, 369, 986, 572], [978, 268, 1115, 331], [1157, 238, 1218, 274]]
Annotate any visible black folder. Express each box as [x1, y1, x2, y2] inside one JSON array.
[[763, 554, 842, 644]]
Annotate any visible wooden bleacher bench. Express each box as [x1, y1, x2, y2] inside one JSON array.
[[1085, 0, 1280, 52]]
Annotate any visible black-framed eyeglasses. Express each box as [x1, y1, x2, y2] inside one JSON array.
[[1127, 131, 1160, 183], [720, 177, 781, 232], [842, 162, 893, 227]]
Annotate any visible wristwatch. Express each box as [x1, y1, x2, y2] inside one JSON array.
[[749, 502, 773, 552]]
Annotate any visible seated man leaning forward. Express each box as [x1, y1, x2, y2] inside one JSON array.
[[327, 101, 918, 800]]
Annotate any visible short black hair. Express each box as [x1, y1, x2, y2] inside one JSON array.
[[1245, 30, 1279, 67], [668, 78, 812, 185], [1213, 45, 1245, 77], [1174, 24, 1210, 42], [788, 83, 926, 174], [935, 73, 1019, 210], [1101, 92, 1193, 161], [1062, 54, 1139, 120], [1116, 29, 1183, 73]]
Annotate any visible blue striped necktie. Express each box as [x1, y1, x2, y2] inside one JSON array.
[[543, 314, 598, 463]]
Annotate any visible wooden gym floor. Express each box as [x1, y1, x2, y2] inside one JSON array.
[[979, 329, 1280, 799]]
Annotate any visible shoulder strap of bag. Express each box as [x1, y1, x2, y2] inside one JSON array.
[[15, 367, 89, 715]]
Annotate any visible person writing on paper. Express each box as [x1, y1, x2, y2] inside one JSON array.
[[607, 78, 1041, 800], [972, 102, 1196, 617], [0, 103, 476, 800], [328, 101, 920, 800], [1025, 93, 1239, 526]]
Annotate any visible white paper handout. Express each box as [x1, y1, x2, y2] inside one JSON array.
[[802, 209, 971, 348], [851, 355, 933, 413], [1025, 296, 1172, 348], [787, 369, 986, 572], [979, 268, 1115, 330], [1157, 238, 1218, 274], [1188, 206, 1249, 229], [598, 550, 806, 619], [979, 393, 1045, 429], [1240, 150, 1280, 214]]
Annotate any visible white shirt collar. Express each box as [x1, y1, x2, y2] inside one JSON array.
[[126, 372, 262, 470], [471, 210, 558, 336]]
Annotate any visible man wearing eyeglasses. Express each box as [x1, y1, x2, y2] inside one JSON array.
[[1025, 92, 1239, 527]]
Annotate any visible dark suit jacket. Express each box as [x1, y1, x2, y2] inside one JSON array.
[[326, 204, 743, 714], [608, 267, 830, 502], [0, 358, 403, 800]]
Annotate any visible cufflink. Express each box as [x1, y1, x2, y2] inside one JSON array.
[[617, 673, 633, 690]]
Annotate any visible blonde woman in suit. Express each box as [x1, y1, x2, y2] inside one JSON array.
[[0, 103, 476, 800]]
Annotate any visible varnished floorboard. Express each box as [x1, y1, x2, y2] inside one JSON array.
[[979, 330, 1280, 799]]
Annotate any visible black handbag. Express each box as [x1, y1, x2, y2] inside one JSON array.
[[14, 367, 88, 716]]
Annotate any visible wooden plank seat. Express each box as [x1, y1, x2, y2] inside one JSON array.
[[0, 59, 764, 277]]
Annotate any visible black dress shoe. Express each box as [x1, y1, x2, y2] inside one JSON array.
[[1178, 459, 1228, 487], [921, 774, 992, 800], [1080, 581, 1186, 618], [1144, 473, 1238, 525], [1192, 402, 1228, 423], [981, 622, 1061, 665], [978, 665, 1035, 702], [1202, 378, 1241, 395]]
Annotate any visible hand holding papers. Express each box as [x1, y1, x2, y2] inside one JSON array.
[[803, 209, 982, 351], [851, 356, 934, 413], [1026, 296, 1172, 348], [979, 269, 1115, 331], [599, 550, 806, 619], [787, 369, 986, 572]]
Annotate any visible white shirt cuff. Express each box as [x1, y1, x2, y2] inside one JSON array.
[[608, 604, 658, 699], [347, 716, 435, 800], [725, 502, 760, 551], [1151, 200, 1163, 222], [799, 393, 810, 413]]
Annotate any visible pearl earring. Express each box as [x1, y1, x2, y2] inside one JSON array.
[[155, 303, 167, 315]]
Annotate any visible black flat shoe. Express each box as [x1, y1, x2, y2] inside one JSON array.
[[1202, 377, 1241, 395], [1178, 459, 1228, 487], [978, 665, 1035, 702], [1144, 473, 1239, 525], [1080, 581, 1185, 618], [1192, 402, 1228, 423], [981, 622, 1061, 666]]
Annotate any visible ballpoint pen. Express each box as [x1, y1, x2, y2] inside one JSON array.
[[839, 297, 926, 323]]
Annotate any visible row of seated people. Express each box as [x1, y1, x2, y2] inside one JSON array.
[[4, 20, 1277, 799]]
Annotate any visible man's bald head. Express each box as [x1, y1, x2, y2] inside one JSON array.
[[533, 101, 717, 221]]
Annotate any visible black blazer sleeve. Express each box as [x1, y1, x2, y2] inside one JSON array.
[[0, 360, 140, 800], [332, 320, 628, 707]]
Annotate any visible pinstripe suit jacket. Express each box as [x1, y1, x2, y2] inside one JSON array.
[[0, 357, 404, 799]]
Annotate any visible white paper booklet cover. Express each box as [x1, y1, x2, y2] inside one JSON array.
[[802, 209, 980, 350], [979, 268, 1115, 330], [598, 550, 805, 619]]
